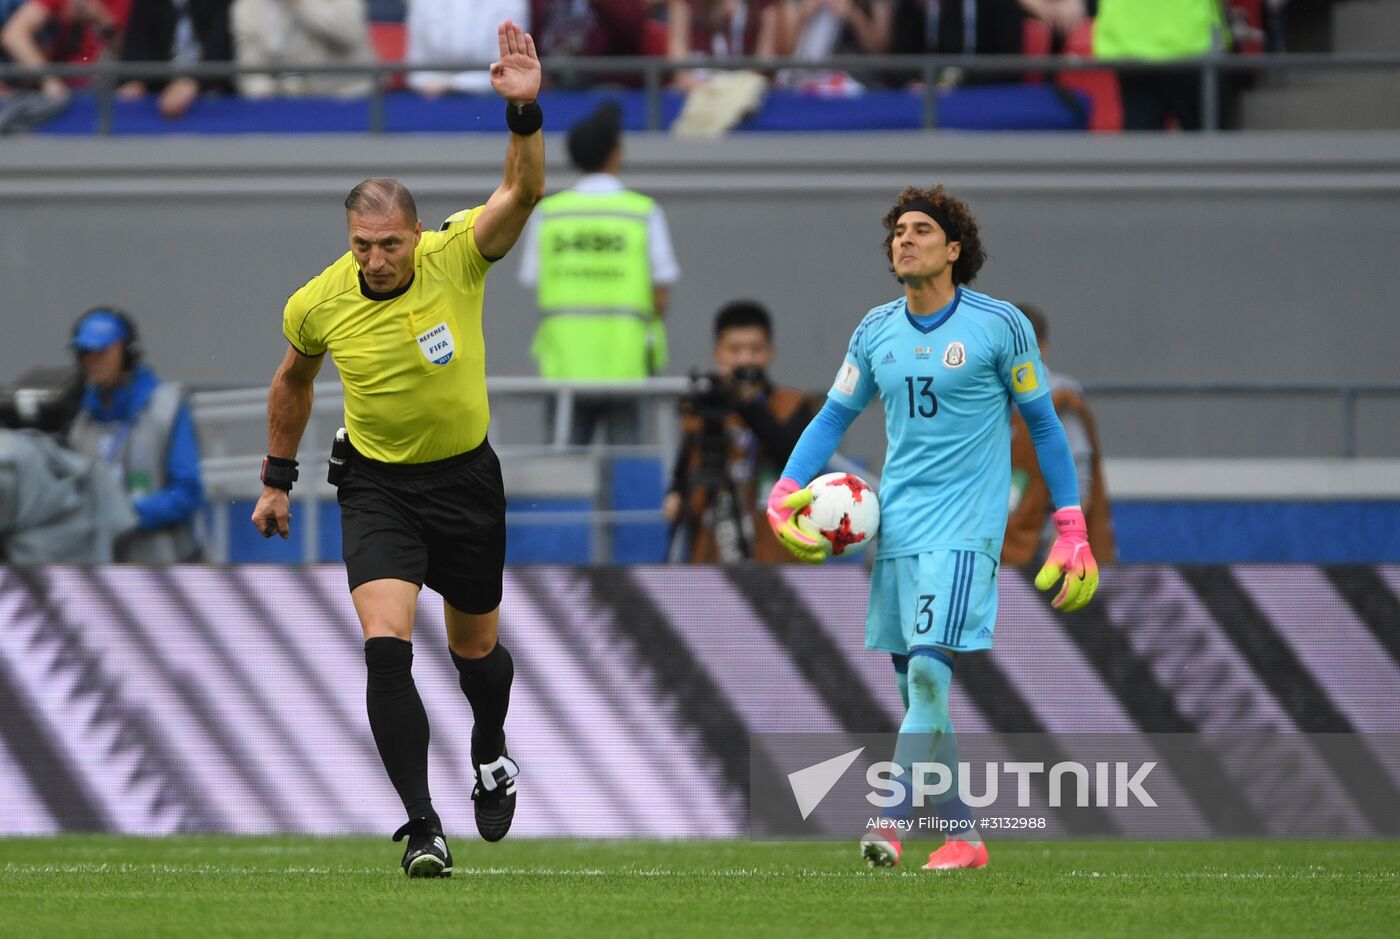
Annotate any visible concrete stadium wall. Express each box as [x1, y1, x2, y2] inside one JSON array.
[[4, 132, 1398, 459]]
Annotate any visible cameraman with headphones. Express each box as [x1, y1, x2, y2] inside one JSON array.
[[65, 307, 205, 562], [663, 300, 820, 563]]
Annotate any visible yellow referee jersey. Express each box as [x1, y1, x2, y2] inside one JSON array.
[[282, 207, 494, 464]]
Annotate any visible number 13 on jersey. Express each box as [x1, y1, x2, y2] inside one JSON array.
[[905, 376, 938, 419]]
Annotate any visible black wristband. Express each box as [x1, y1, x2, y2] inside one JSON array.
[[505, 100, 543, 136], [261, 455, 299, 492]]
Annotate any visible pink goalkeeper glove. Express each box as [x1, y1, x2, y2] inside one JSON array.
[[766, 477, 826, 564], [1034, 507, 1100, 612]]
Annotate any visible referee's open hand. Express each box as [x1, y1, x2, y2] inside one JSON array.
[[490, 19, 540, 106], [251, 487, 292, 540]]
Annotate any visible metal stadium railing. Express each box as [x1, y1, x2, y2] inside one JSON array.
[[193, 378, 686, 564], [192, 377, 873, 563], [188, 378, 1400, 562], [1081, 381, 1400, 460], [4, 52, 1400, 134]]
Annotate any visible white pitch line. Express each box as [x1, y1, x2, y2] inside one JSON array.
[[5, 863, 1394, 881], [0, 863, 921, 879]]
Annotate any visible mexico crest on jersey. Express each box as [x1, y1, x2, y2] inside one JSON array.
[[943, 341, 966, 368]]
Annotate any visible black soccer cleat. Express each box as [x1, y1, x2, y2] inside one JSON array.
[[472, 748, 520, 843], [392, 816, 453, 878]]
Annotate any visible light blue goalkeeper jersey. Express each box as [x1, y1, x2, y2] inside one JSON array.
[[827, 288, 1049, 559]]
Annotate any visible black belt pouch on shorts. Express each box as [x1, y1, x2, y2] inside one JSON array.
[[327, 426, 351, 487]]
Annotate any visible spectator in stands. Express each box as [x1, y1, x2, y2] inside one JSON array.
[[365, 0, 401, 20], [1003, 302, 1115, 568], [781, 0, 892, 58], [887, 0, 1021, 58], [405, 0, 525, 96], [530, 0, 648, 57], [230, 0, 375, 98], [884, 0, 1082, 84], [115, 0, 234, 120], [1019, 0, 1083, 39], [519, 100, 680, 445], [0, 0, 23, 31], [65, 307, 204, 562], [774, 0, 892, 93], [663, 300, 821, 563], [666, 0, 781, 90], [1093, 0, 1229, 130], [0, 0, 128, 132], [1260, 0, 1289, 54]]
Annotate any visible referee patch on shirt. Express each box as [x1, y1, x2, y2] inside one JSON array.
[[1011, 361, 1039, 394], [417, 321, 455, 366], [834, 361, 860, 396]]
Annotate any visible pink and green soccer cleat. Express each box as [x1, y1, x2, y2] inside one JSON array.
[[922, 839, 989, 871]]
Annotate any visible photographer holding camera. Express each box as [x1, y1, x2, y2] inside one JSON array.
[[663, 300, 820, 563]]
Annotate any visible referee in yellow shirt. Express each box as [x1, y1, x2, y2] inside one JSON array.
[[249, 20, 544, 879]]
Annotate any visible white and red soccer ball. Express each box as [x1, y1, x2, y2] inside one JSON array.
[[794, 472, 880, 556]]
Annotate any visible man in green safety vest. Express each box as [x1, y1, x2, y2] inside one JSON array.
[[1093, 0, 1231, 131], [518, 100, 681, 445]]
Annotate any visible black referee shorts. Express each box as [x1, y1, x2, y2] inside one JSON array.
[[337, 437, 506, 615]]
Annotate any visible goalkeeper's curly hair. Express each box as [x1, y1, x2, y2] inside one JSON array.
[[881, 185, 987, 287]]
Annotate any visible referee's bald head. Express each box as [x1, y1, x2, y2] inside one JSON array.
[[345, 178, 418, 227]]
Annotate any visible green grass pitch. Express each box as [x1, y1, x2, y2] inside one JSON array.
[[2, 837, 1396, 937]]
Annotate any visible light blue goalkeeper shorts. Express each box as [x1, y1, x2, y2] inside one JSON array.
[[866, 549, 1000, 656]]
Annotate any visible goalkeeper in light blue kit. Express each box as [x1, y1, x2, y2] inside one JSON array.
[[766, 186, 1099, 871]]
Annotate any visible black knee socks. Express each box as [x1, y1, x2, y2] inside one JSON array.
[[450, 642, 514, 766], [364, 637, 435, 822]]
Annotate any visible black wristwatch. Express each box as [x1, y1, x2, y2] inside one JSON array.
[[260, 455, 299, 492]]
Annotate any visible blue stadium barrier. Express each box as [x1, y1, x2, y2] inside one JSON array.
[[1112, 500, 1400, 564], [215, 498, 1400, 565], [225, 498, 311, 563], [610, 456, 669, 564], [505, 497, 592, 565], [35, 85, 1088, 136], [319, 502, 343, 563], [217, 494, 1400, 564], [223, 496, 595, 563]]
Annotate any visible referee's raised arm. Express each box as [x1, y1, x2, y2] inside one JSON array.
[[473, 20, 546, 262]]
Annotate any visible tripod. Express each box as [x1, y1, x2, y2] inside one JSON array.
[[667, 413, 752, 563]]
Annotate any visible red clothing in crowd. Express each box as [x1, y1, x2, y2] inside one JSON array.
[[529, 0, 648, 57], [680, 0, 776, 57], [33, 0, 132, 64]]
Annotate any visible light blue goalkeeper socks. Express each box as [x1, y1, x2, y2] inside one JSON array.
[[892, 654, 910, 711], [887, 649, 979, 842]]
